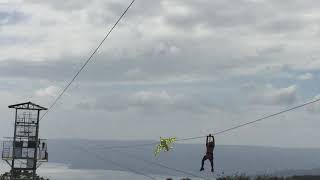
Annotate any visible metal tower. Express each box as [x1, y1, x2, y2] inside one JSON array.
[[1, 102, 48, 180]]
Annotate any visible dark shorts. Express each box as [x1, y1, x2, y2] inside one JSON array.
[[205, 153, 213, 160]]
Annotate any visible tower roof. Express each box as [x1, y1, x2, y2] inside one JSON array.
[[8, 102, 47, 110]]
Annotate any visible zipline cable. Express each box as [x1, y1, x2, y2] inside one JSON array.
[[40, 0, 136, 121], [180, 95, 320, 140], [99, 96, 320, 149]]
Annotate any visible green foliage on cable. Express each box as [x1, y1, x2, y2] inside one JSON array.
[[154, 137, 177, 156]]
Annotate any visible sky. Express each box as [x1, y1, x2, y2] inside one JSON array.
[[1, 0, 320, 148]]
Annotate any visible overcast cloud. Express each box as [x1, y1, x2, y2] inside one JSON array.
[[1, 0, 320, 148]]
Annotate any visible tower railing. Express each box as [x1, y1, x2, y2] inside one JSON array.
[[2, 139, 48, 162]]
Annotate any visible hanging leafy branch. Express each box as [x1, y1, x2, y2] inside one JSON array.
[[154, 137, 177, 156]]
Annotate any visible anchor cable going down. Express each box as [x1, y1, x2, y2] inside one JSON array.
[[71, 142, 158, 180], [40, 0, 136, 121], [86, 142, 207, 180]]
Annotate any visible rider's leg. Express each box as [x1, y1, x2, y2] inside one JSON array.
[[200, 155, 207, 171], [209, 158, 214, 172]]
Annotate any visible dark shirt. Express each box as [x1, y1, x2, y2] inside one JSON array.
[[206, 142, 214, 154]]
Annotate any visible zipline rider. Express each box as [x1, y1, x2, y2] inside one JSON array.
[[200, 134, 215, 172]]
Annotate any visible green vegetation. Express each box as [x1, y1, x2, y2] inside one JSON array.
[[166, 175, 320, 180], [217, 175, 320, 180], [287, 176, 320, 180], [217, 175, 251, 180], [155, 137, 177, 156], [0, 172, 49, 180]]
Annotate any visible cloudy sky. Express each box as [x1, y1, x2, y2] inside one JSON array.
[[1, 0, 320, 148]]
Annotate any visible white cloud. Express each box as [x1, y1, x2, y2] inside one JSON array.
[[307, 94, 320, 113], [35, 86, 60, 97], [0, 0, 22, 3], [132, 90, 175, 104], [251, 85, 298, 106], [297, 73, 313, 80], [75, 90, 185, 112]]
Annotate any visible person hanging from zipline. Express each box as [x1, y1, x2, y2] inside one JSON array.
[[200, 134, 215, 172]]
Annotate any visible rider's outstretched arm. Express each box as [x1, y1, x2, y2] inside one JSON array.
[[213, 136, 215, 148], [206, 136, 209, 146]]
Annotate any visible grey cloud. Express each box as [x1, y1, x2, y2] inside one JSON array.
[[159, 0, 319, 37], [0, 10, 28, 25], [268, 0, 320, 13], [164, 0, 260, 29], [0, 49, 271, 85], [75, 90, 220, 114], [0, 59, 79, 82], [3, 0, 319, 84], [256, 45, 286, 56], [258, 16, 311, 34], [25, 0, 164, 26], [23, 0, 320, 36], [24, 0, 89, 11], [0, 35, 292, 86]]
